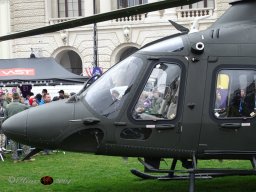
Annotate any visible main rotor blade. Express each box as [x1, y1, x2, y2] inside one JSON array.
[[0, 0, 200, 42]]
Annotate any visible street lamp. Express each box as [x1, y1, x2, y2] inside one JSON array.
[[93, 0, 98, 67]]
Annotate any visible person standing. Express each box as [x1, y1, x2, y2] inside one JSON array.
[[0, 99, 6, 153], [5, 93, 32, 163], [3, 92, 12, 108], [42, 94, 52, 155], [24, 92, 34, 106], [0, 92, 7, 153], [58, 90, 65, 99], [42, 89, 48, 98], [43, 93, 51, 104], [35, 93, 45, 105]]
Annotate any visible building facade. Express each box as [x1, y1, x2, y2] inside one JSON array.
[[1, 0, 230, 75], [0, 0, 11, 59]]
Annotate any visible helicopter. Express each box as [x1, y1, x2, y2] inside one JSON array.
[[2, 0, 256, 191]]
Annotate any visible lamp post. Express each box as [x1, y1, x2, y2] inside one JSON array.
[[93, 0, 98, 67]]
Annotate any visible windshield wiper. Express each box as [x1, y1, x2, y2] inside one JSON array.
[[77, 74, 101, 96], [67, 75, 102, 103]]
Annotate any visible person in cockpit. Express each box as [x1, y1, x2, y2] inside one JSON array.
[[229, 89, 254, 117]]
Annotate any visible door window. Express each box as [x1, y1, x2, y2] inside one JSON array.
[[214, 69, 256, 118], [133, 63, 181, 120]]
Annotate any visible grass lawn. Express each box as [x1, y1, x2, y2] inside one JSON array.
[[0, 151, 256, 192]]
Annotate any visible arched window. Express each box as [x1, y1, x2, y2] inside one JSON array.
[[57, 0, 84, 18], [118, 0, 148, 9]]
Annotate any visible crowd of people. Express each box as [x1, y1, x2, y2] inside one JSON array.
[[0, 88, 74, 163]]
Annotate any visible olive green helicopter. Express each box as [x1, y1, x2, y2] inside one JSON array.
[[2, 0, 256, 191]]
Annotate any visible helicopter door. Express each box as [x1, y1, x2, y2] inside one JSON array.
[[114, 59, 186, 155], [200, 57, 256, 153]]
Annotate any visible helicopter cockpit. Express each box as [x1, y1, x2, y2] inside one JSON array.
[[82, 35, 185, 120], [84, 56, 143, 119]]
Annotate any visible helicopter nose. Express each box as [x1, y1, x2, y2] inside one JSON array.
[[25, 100, 74, 149], [2, 110, 28, 144], [3, 100, 76, 149]]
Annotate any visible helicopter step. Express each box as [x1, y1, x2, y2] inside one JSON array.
[[131, 156, 256, 192]]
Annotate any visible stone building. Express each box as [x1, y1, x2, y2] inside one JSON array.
[[0, 0, 11, 59], [0, 0, 230, 75]]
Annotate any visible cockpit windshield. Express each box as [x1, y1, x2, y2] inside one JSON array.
[[84, 56, 143, 119]]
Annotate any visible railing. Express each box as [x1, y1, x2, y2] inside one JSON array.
[[49, 13, 147, 25], [112, 13, 147, 23], [177, 8, 214, 19], [49, 8, 214, 25], [49, 17, 81, 25]]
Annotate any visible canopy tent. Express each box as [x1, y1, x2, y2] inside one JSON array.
[[0, 57, 88, 86]]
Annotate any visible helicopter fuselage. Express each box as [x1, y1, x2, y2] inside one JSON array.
[[3, 0, 256, 163]]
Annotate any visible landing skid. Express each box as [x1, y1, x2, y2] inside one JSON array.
[[131, 155, 256, 192], [131, 169, 212, 180]]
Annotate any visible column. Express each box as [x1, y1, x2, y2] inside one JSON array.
[[164, 8, 177, 21], [111, 0, 117, 11], [85, 0, 94, 16], [146, 0, 161, 19], [47, 0, 56, 18], [0, 0, 11, 59], [100, 0, 111, 13], [45, 0, 50, 22]]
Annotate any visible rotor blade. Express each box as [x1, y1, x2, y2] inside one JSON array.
[[0, 0, 201, 42]]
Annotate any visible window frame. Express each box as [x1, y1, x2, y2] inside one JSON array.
[[57, 0, 83, 18], [212, 67, 256, 120], [117, 0, 148, 9], [181, 0, 215, 9], [130, 59, 185, 123]]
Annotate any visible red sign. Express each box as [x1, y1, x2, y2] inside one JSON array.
[[0, 68, 35, 76]]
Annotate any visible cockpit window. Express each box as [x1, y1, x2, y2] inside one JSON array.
[[84, 56, 143, 119], [214, 70, 256, 118], [141, 37, 184, 53], [133, 63, 181, 121]]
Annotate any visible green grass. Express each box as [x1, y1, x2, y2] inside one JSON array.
[[0, 152, 256, 192]]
